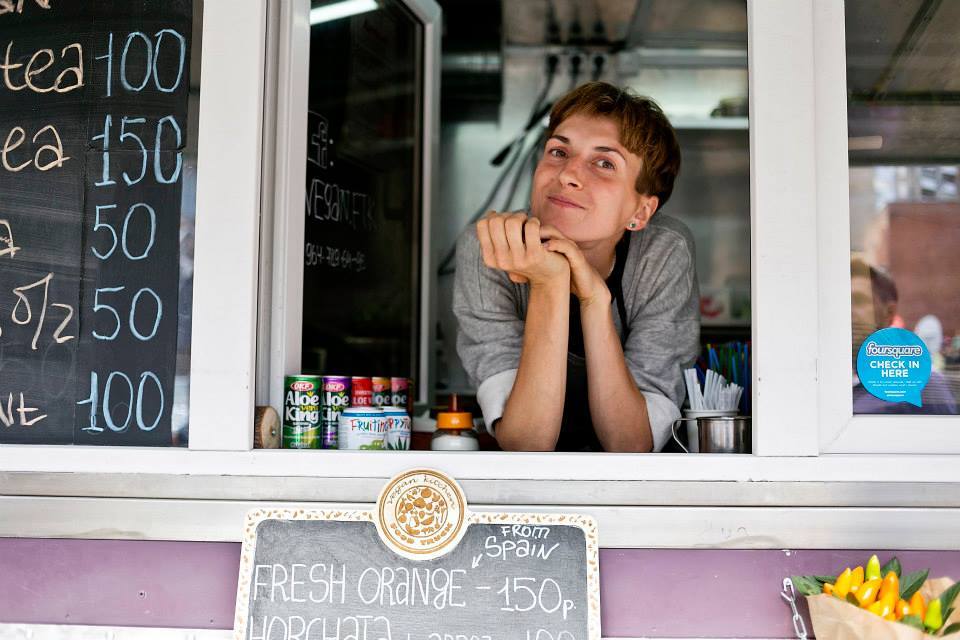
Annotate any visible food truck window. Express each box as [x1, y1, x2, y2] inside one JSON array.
[[280, 0, 753, 453], [846, 0, 960, 418], [431, 0, 750, 451], [0, 0, 201, 448]]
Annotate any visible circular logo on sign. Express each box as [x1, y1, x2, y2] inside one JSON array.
[[376, 468, 468, 560], [856, 327, 932, 407]]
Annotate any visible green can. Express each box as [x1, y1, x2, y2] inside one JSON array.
[[282, 375, 322, 449]]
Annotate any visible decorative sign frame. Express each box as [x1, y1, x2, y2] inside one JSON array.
[[234, 468, 601, 640]]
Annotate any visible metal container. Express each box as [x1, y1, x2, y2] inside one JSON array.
[[675, 409, 736, 453], [671, 416, 751, 454]]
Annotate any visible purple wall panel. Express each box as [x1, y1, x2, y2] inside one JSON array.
[[600, 549, 960, 638], [0, 539, 240, 629], [2, 540, 960, 637]]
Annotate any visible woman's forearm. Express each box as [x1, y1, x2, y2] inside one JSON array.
[[496, 280, 570, 451], [580, 302, 653, 452]]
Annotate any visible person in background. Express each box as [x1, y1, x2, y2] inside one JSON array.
[[454, 82, 700, 452], [850, 257, 957, 414]]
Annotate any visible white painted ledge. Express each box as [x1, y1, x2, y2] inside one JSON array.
[[0, 447, 958, 483]]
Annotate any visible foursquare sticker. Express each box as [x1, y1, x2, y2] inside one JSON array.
[[856, 328, 932, 407]]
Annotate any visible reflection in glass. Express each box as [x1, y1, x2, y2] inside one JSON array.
[[846, 0, 960, 415], [172, 0, 203, 445]]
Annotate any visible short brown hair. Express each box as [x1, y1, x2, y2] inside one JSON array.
[[546, 81, 681, 212]]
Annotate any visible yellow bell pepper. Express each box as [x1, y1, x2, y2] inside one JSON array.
[[834, 567, 854, 598], [909, 592, 926, 621], [878, 571, 899, 601], [866, 554, 882, 581], [855, 578, 883, 608], [822, 583, 834, 596], [884, 612, 897, 622], [868, 601, 886, 616], [850, 566, 865, 590]]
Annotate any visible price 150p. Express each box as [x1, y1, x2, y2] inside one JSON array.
[[498, 577, 575, 620]]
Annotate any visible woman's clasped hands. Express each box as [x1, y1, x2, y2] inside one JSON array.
[[476, 211, 610, 308]]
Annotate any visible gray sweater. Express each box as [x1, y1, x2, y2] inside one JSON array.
[[453, 213, 701, 451]]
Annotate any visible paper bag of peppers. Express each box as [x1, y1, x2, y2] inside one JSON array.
[[792, 555, 960, 638]]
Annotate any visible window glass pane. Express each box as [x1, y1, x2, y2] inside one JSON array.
[[846, 0, 960, 415], [301, 0, 423, 385], [172, 0, 202, 445]]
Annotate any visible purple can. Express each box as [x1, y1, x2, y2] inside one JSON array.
[[321, 376, 351, 448]]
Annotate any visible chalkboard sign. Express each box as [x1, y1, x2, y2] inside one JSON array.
[[234, 470, 601, 640], [301, 0, 423, 382], [0, 0, 192, 445]]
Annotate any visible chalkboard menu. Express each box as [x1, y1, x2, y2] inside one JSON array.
[[301, 0, 423, 382], [0, 0, 192, 445], [234, 470, 601, 640]]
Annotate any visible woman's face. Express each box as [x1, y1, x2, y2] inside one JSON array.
[[530, 113, 654, 243]]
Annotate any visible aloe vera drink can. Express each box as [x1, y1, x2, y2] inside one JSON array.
[[282, 375, 321, 449], [390, 377, 409, 409], [321, 375, 351, 449], [372, 377, 391, 407], [351, 376, 373, 407], [382, 407, 411, 450]]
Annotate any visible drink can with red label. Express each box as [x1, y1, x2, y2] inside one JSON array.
[[351, 376, 373, 407], [320, 375, 351, 449], [372, 377, 391, 407], [282, 375, 321, 449]]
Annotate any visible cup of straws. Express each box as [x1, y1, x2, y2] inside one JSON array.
[[672, 368, 750, 453]]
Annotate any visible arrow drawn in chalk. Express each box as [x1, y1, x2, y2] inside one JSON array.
[[472, 553, 483, 569]]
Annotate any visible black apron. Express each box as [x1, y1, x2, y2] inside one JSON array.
[[555, 234, 631, 452]]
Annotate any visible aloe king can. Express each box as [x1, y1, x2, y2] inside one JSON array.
[[320, 375, 351, 449], [282, 375, 321, 449]]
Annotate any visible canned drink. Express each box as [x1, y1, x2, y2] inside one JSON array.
[[320, 375, 351, 449], [338, 407, 387, 450], [372, 377, 391, 407], [282, 375, 321, 449], [390, 377, 409, 409], [382, 407, 411, 450], [351, 376, 373, 407]]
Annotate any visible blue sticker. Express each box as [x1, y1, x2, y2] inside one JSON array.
[[856, 328, 932, 407]]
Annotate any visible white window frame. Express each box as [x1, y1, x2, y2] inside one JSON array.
[[188, 0, 268, 451], [815, 0, 960, 454], [2, 0, 958, 526]]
